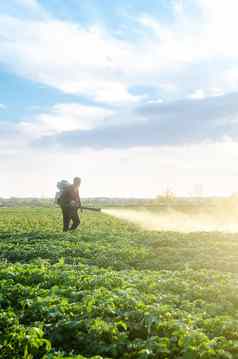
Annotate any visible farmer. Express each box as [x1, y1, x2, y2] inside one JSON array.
[[59, 177, 82, 232]]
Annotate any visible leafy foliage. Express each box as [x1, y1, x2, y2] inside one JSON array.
[[0, 208, 237, 358]]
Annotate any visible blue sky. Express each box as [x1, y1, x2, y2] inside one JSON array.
[[1, 0, 238, 197]]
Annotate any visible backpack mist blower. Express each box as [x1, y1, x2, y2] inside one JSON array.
[[55, 180, 101, 212]]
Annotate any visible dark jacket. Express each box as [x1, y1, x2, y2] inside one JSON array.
[[59, 185, 81, 208]]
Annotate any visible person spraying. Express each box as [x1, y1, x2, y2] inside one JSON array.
[[56, 177, 82, 232]]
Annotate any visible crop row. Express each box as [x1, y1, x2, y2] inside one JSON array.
[[0, 208, 237, 358]]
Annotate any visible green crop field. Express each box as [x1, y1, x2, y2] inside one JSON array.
[[0, 208, 238, 358]]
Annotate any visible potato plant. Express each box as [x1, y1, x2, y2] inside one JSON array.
[[0, 208, 238, 358]]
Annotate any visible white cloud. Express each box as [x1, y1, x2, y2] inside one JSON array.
[[18, 103, 114, 139], [15, 0, 39, 9], [1, 0, 238, 106], [0, 121, 28, 155], [0, 100, 146, 157], [4, 0, 47, 19], [188, 88, 224, 100], [0, 104, 6, 110], [1, 141, 238, 197], [0, 17, 142, 105], [146, 98, 163, 104], [189, 89, 205, 100], [1, 0, 238, 197]]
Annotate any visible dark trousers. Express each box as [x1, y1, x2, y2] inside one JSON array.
[[61, 206, 80, 232]]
